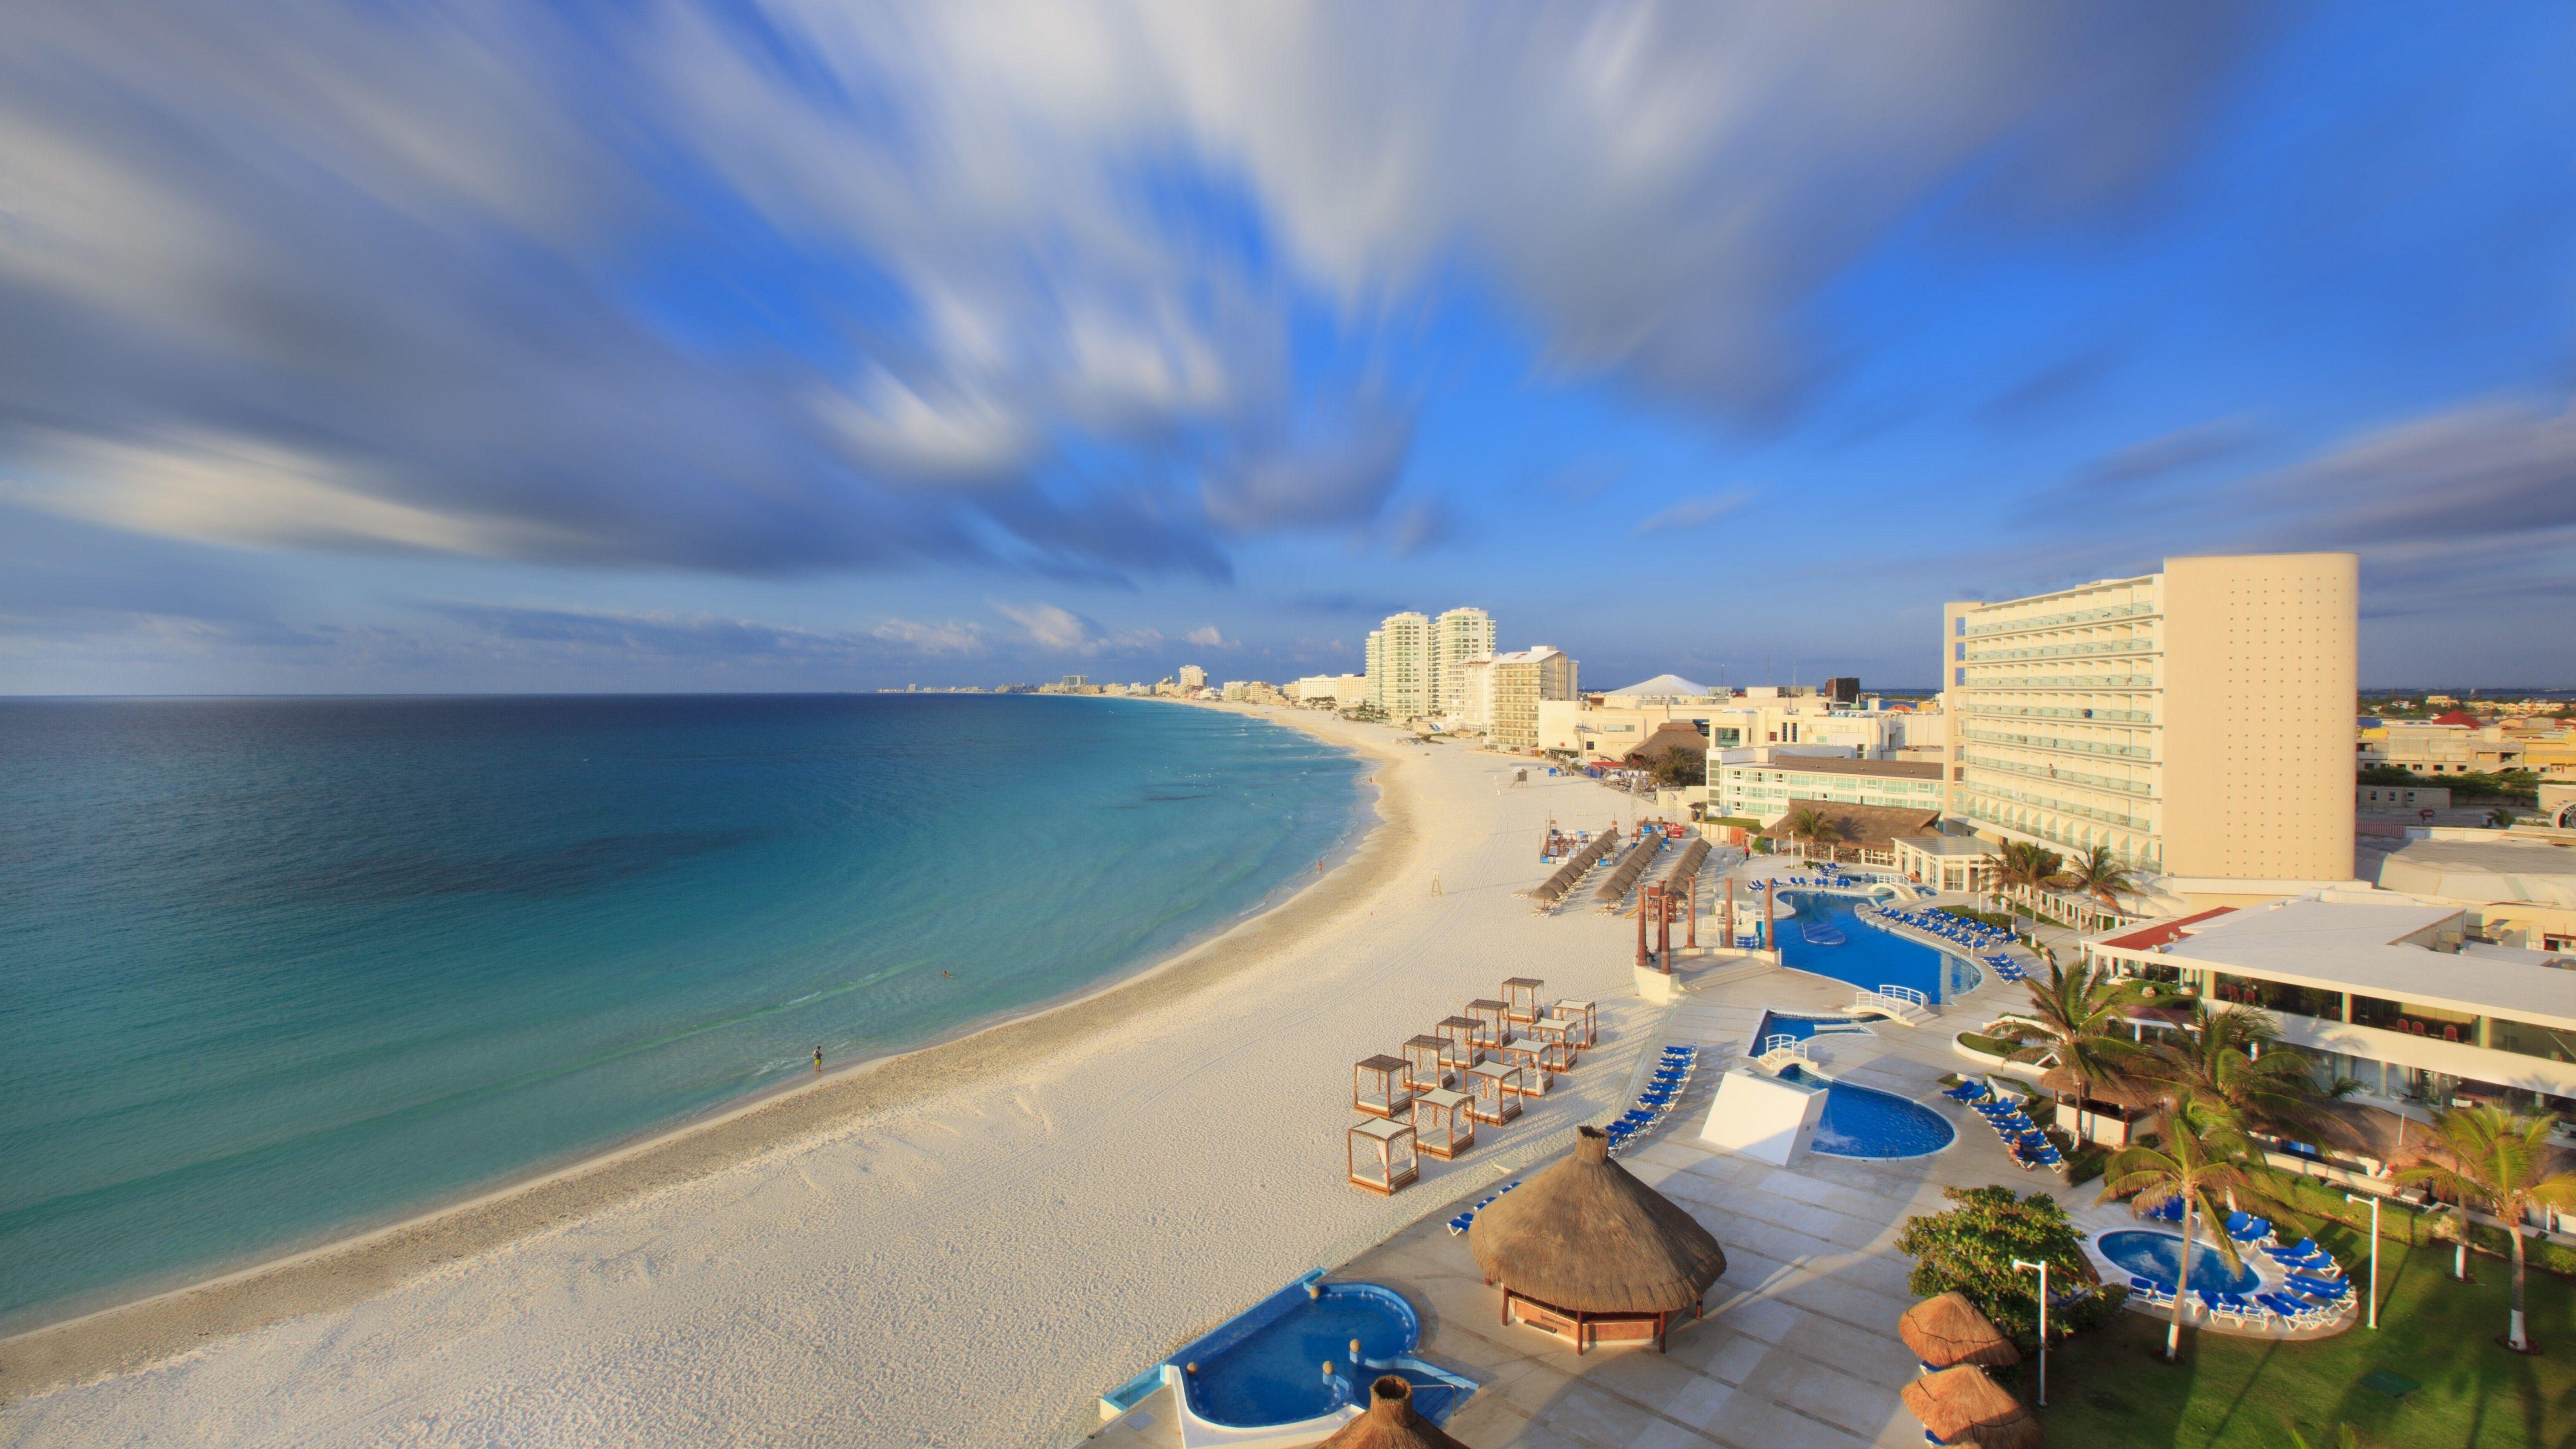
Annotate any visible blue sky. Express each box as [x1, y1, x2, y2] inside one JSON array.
[[3, 3, 2571, 695]]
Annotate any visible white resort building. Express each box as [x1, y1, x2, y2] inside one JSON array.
[[2086, 893, 2576, 1210], [1943, 552, 2360, 912]]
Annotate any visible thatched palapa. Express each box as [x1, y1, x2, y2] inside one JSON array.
[[1467, 1125, 1726, 1352], [2038, 1067, 2163, 1114], [1896, 1292, 2020, 1370], [1901, 1364, 2040, 1449], [1316, 1376, 1472, 1449]]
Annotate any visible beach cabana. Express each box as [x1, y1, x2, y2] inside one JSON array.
[[1464, 1061, 1522, 1125], [1527, 1015, 1577, 1070], [1501, 977, 1545, 1025], [1495, 1039, 1553, 1096], [1412, 1087, 1475, 1160], [1315, 1376, 1472, 1449], [2040, 1067, 2165, 1147], [1402, 1034, 1452, 1093], [1467, 999, 1512, 1049], [1435, 1016, 1483, 1072], [1897, 1293, 2021, 1372], [1468, 1126, 1727, 1353], [1555, 999, 1597, 1049], [1348, 1117, 1419, 1196], [1901, 1365, 2040, 1449], [1355, 1055, 1414, 1119]]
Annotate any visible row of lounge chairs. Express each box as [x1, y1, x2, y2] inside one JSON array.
[[1862, 904, 2030, 983], [1604, 1045, 1699, 1155], [1949, 1079, 2065, 1170], [1444, 1179, 1521, 1235], [2123, 1280, 2344, 1330]]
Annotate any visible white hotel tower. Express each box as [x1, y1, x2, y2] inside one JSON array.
[[1943, 552, 2359, 909]]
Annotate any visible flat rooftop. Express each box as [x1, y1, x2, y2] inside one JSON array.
[[2130, 893, 2576, 1029], [2376, 837, 2576, 907]]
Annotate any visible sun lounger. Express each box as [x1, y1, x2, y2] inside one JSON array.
[[2288, 1274, 2349, 1301], [2224, 1212, 2275, 1244]]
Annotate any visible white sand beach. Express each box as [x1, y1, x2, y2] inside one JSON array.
[[0, 709, 1669, 1448]]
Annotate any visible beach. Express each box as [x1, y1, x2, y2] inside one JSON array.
[[0, 708, 1661, 1447]]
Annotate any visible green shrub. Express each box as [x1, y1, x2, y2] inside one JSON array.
[[1895, 1184, 2127, 1346], [1956, 1031, 2019, 1059], [2428, 1213, 2576, 1278]]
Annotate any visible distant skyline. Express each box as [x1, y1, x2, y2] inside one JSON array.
[[5, 5, 2574, 695]]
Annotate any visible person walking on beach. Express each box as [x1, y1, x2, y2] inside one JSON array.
[[813, 1045, 823, 1074]]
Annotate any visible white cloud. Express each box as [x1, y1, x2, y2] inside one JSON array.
[[991, 599, 1099, 651], [1185, 624, 1225, 647], [871, 617, 990, 656], [1635, 488, 1757, 535]]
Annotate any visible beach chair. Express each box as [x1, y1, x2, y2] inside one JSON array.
[[2288, 1273, 2349, 1302], [2224, 1212, 2274, 1244], [1942, 1079, 1988, 1103]]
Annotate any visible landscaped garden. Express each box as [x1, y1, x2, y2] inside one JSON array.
[[2020, 1219, 2576, 1447]]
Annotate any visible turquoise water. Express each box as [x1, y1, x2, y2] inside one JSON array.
[[1776, 1065, 1958, 1159], [1774, 892, 1980, 1003], [0, 695, 1362, 1325], [2098, 1230, 2263, 1294]]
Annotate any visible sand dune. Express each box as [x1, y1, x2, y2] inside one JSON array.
[[0, 709, 1665, 1448]]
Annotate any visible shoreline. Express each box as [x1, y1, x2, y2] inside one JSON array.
[[0, 705, 1416, 1403]]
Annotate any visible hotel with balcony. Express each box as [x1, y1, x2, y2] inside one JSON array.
[[1943, 553, 2360, 912]]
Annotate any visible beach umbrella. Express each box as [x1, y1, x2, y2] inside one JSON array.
[[1896, 1292, 2020, 1371], [1468, 1126, 1727, 1352], [1316, 1376, 1472, 1449], [1901, 1365, 2041, 1449]]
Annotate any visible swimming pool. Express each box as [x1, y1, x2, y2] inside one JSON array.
[[1776, 1064, 1958, 1159], [1750, 1010, 1873, 1050], [1774, 892, 1980, 1003], [2097, 1230, 2263, 1295], [1139, 1277, 1470, 1430]]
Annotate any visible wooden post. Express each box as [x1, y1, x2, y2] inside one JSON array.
[[1656, 884, 1672, 969], [1724, 877, 1735, 948], [1636, 886, 1650, 968], [1686, 873, 1698, 950], [1763, 881, 1777, 951]]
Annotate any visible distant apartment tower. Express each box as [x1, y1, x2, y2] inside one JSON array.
[[1431, 607, 1496, 717], [1366, 612, 1434, 718], [1489, 646, 1579, 751], [1177, 664, 1208, 691], [1943, 552, 2358, 905], [1823, 677, 1860, 705], [1061, 674, 1089, 688]]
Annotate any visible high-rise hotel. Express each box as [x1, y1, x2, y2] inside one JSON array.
[[1943, 553, 2359, 908], [1364, 606, 1493, 720]]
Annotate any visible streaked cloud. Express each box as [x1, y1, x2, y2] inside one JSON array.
[[1635, 488, 1757, 535]]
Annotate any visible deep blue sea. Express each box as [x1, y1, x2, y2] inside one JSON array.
[[0, 695, 1362, 1326]]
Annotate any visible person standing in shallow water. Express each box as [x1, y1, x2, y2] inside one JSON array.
[[813, 1046, 823, 1074]]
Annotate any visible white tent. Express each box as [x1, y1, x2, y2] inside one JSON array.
[[1605, 674, 1711, 699]]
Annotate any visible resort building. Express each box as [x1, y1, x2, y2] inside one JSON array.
[[1537, 678, 1724, 761], [2087, 894, 2576, 1198], [1288, 673, 1369, 708], [1943, 552, 2360, 910], [2375, 833, 2576, 953], [1486, 646, 1578, 751], [1365, 612, 1434, 719], [1177, 664, 1207, 691], [2357, 717, 2528, 775], [1432, 607, 1496, 718], [1754, 801, 1944, 867], [1709, 755, 1946, 826]]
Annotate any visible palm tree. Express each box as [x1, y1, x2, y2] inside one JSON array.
[[2056, 843, 2134, 910], [2140, 1003, 2345, 1144], [1992, 840, 2061, 918], [2099, 1093, 2261, 1360], [2393, 1104, 2576, 1351], [2485, 806, 2520, 830], [1987, 959, 2147, 1145], [1781, 806, 1841, 862]]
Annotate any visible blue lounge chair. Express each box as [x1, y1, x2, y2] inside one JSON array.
[[2224, 1212, 2274, 1244], [2288, 1274, 2349, 1301]]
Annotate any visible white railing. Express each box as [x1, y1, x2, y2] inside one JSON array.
[[1876, 984, 1929, 1008]]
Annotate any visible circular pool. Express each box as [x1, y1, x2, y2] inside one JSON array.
[[1777, 1065, 1957, 1159], [2097, 1230, 2262, 1295]]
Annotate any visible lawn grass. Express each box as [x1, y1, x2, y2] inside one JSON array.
[[2017, 1217, 2576, 1447]]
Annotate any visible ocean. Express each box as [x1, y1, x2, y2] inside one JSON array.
[[0, 695, 1363, 1326]]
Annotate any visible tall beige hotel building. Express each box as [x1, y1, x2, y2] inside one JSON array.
[[1942, 552, 2359, 909]]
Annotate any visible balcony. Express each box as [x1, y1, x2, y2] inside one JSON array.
[[1959, 781, 2149, 831], [1960, 703, 2157, 726], [1962, 729, 2153, 762], [1964, 755, 2156, 798], [1962, 600, 2156, 638], [1959, 673, 2157, 690], [1962, 639, 2158, 664]]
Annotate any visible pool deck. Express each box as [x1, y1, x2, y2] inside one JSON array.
[[1082, 877, 2344, 1449]]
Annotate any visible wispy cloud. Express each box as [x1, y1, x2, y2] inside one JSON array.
[[1635, 489, 1758, 535]]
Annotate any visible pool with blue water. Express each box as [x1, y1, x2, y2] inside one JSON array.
[[2097, 1230, 2263, 1295], [1774, 892, 1980, 1004], [1776, 1065, 1957, 1159], [1181, 1283, 1463, 1427], [1751, 1010, 1872, 1049]]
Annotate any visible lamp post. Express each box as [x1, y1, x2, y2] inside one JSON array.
[[2010, 1258, 2048, 1406], [2344, 1192, 2381, 1329]]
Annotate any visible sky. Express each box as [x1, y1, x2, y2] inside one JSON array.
[[4, 2, 2573, 696]]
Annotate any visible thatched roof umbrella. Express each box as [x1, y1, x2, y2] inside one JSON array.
[[1316, 1376, 1472, 1449], [1897, 1292, 2021, 1371], [1901, 1365, 2041, 1449], [1468, 1126, 1727, 1352], [2038, 1067, 2162, 1114]]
